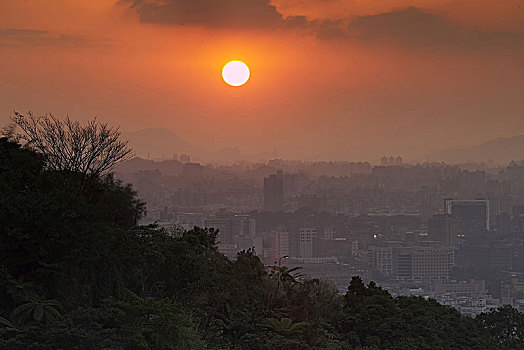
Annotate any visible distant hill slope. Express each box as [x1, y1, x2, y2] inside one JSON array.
[[114, 157, 184, 176], [430, 134, 524, 164], [121, 128, 202, 160]]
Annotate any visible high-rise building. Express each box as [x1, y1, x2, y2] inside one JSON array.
[[268, 225, 290, 263], [368, 245, 455, 281], [180, 154, 191, 163], [445, 199, 490, 240], [380, 155, 403, 166], [232, 214, 256, 238], [264, 170, 284, 212], [367, 246, 394, 276], [513, 205, 524, 235], [205, 217, 233, 244], [299, 227, 317, 258], [323, 227, 335, 240], [409, 247, 455, 281], [395, 248, 413, 280], [428, 214, 456, 246]]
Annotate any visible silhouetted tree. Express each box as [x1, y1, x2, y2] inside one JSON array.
[[12, 111, 132, 176]]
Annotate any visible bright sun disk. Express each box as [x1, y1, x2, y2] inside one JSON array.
[[222, 61, 250, 87]]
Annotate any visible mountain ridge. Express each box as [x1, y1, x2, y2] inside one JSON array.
[[429, 134, 524, 164], [121, 127, 202, 160]]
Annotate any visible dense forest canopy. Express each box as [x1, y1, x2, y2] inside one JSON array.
[[1, 130, 524, 349]]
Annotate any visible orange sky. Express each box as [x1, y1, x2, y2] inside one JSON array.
[[1, 0, 523, 161]]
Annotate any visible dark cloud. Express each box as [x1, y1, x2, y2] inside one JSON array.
[[124, 0, 349, 40], [283, 16, 348, 40], [124, 0, 283, 29], [122, 1, 524, 49], [348, 7, 455, 44], [283, 15, 310, 29], [346, 7, 524, 49], [0, 28, 107, 48]]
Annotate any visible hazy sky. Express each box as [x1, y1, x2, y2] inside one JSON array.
[[1, 0, 523, 161]]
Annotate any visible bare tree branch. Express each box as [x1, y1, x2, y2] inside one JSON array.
[[12, 111, 133, 177]]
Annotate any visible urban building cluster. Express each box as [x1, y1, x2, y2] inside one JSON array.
[[116, 157, 524, 314]]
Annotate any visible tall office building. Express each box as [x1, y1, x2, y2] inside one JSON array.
[[445, 199, 489, 240], [264, 170, 284, 212], [410, 247, 455, 281], [299, 228, 317, 258], [268, 226, 290, 263], [368, 245, 455, 281], [205, 217, 233, 244], [367, 246, 394, 277], [232, 214, 256, 238], [323, 227, 335, 240], [428, 214, 456, 246]]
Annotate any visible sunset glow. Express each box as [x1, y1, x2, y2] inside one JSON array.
[[0, 0, 523, 160]]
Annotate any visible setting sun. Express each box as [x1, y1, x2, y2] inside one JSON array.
[[222, 61, 250, 87]]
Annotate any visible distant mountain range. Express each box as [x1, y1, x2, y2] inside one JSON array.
[[121, 128, 202, 160], [120, 128, 275, 163], [429, 134, 524, 164], [114, 157, 184, 176], [121, 128, 524, 165]]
